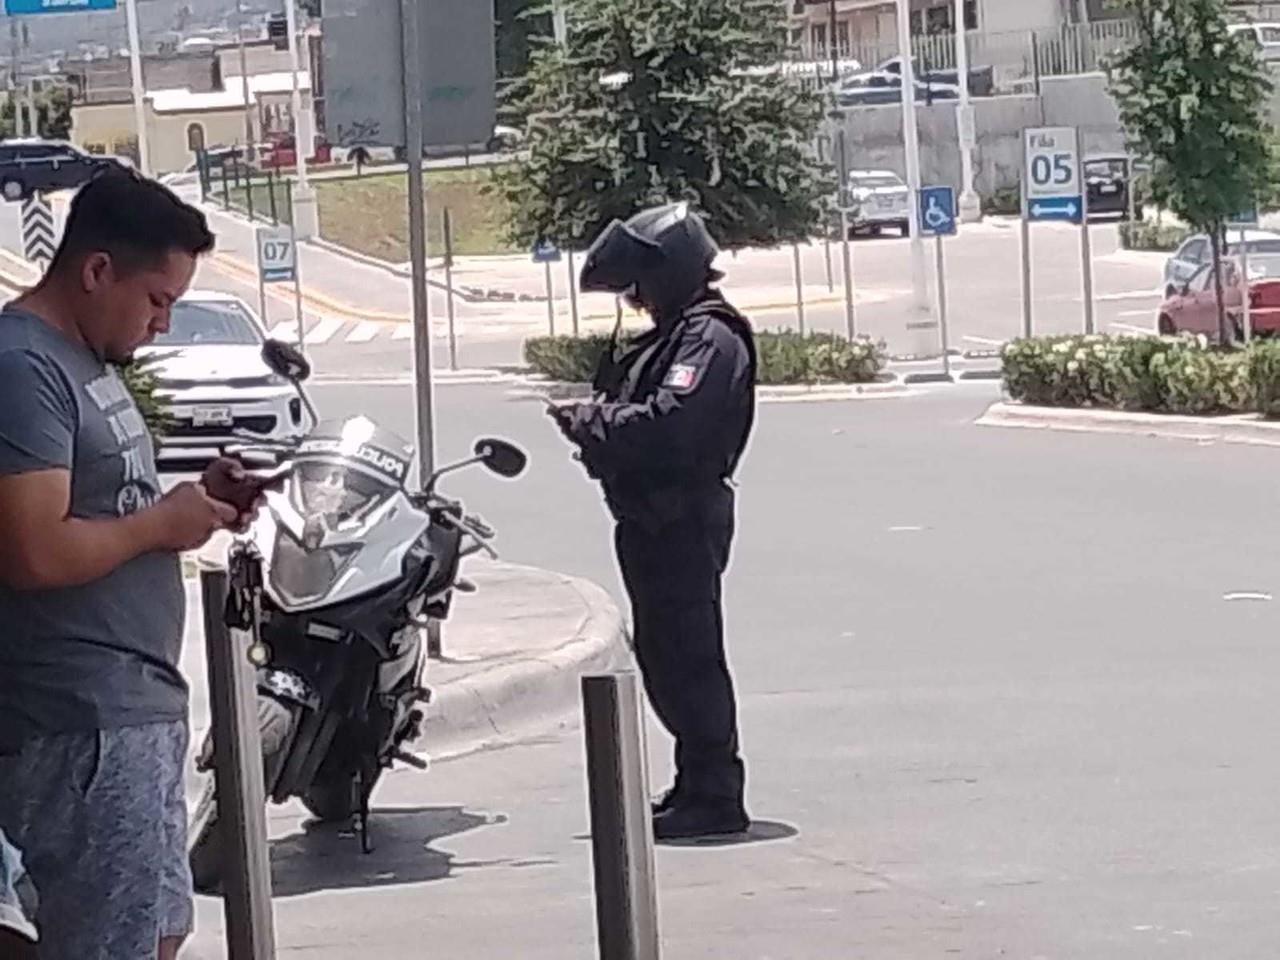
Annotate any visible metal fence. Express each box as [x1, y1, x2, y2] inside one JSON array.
[[795, 19, 1141, 96]]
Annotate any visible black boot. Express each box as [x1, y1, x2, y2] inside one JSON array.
[[653, 799, 749, 841]]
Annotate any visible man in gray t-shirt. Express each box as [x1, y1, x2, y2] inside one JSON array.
[[0, 170, 260, 960]]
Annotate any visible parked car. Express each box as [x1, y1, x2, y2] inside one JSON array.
[[841, 169, 911, 236], [1083, 154, 1140, 219], [1228, 22, 1280, 62], [0, 139, 117, 201], [1163, 229, 1280, 286], [486, 124, 524, 153], [1157, 254, 1280, 339], [136, 291, 316, 463], [836, 74, 955, 106]]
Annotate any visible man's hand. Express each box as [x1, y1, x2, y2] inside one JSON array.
[[202, 457, 272, 531], [151, 482, 239, 552]]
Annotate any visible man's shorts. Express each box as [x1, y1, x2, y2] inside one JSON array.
[[0, 720, 194, 959]]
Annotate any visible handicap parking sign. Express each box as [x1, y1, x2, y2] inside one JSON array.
[[532, 239, 562, 263], [919, 186, 957, 237]]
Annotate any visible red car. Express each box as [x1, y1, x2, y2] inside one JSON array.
[[1158, 255, 1280, 340]]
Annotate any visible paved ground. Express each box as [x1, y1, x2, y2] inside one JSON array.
[[175, 379, 1280, 958]]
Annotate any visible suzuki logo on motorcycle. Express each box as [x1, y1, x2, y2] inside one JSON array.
[[299, 439, 409, 482]]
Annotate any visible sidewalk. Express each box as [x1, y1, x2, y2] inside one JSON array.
[[182, 556, 628, 773]]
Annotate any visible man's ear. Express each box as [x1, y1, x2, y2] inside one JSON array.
[[80, 252, 113, 294]]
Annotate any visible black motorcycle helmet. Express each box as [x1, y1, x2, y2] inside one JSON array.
[[579, 202, 723, 318]]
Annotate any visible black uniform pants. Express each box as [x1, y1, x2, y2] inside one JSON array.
[[614, 486, 745, 806]]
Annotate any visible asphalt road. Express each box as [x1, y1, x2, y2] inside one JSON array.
[[186, 379, 1280, 958]]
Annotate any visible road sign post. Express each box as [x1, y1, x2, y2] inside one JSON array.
[[791, 243, 806, 336], [567, 249, 581, 336], [837, 128, 856, 340], [1023, 125, 1085, 336], [1230, 204, 1259, 344], [443, 208, 459, 370], [920, 185, 957, 379], [533, 240, 562, 336], [256, 223, 301, 349]]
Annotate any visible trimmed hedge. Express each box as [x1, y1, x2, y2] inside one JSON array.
[[1119, 221, 1189, 252], [1001, 334, 1280, 417], [523, 331, 889, 386]]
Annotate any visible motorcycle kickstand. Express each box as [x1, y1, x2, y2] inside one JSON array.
[[355, 768, 374, 855]]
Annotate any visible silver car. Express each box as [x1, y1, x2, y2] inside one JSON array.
[[842, 169, 911, 237], [136, 291, 317, 463], [1163, 230, 1280, 288], [1228, 22, 1280, 63]]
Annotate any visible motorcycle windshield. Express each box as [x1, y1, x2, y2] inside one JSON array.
[[270, 416, 415, 605]]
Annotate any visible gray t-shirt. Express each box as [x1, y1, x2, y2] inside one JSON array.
[[0, 309, 185, 745]]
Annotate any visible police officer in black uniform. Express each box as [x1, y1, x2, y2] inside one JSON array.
[[548, 202, 756, 840]]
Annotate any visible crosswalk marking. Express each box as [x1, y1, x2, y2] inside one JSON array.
[[393, 325, 413, 341], [346, 321, 382, 343], [266, 321, 303, 341], [305, 316, 345, 345]]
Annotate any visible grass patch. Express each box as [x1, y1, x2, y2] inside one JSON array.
[[218, 165, 519, 261], [317, 166, 517, 261]]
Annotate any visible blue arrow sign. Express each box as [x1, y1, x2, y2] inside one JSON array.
[[532, 239, 561, 264], [5, 0, 117, 12], [1027, 194, 1082, 224], [919, 185, 957, 237]]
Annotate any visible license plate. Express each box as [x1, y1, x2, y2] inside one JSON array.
[[191, 406, 233, 427], [1100, 184, 1119, 194]]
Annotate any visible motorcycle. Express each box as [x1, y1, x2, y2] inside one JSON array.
[[188, 339, 527, 891]]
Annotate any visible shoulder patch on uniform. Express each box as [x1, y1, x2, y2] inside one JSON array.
[[664, 364, 698, 389]]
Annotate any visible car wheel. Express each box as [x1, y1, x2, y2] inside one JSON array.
[[898, 220, 911, 237], [2, 179, 24, 202], [869, 225, 882, 236], [1158, 314, 1176, 336]]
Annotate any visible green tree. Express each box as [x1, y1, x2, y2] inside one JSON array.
[[1107, 0, 1277, 343], [1, 84, 73, 140], [495, 0, 550, 79], [492, 0, 830, 251]]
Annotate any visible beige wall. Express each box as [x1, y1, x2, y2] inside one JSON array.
[[72, 101, 251, 174]]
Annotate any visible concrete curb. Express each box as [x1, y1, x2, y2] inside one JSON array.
[[421, 569, 630, 760], [977, 400, 1280, 447], [505, 376, 912, 405]]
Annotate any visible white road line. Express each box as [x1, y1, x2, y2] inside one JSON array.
[[305, 316, 345, 345], [1224, 591, 1273, 602], [1110, 322, 1156, 336], [1097, 289, 1162, 302], [345, 321, 382, 343], [392, 325, 413, 341], [266, 321, 303, 341]]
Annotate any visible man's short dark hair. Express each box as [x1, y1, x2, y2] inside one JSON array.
[[50, 166, 215, 277]]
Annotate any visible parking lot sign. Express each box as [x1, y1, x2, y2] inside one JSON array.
[[1024, 126, 1082, 224], [919, 186, 956, 237], [5, 0, 116, 10], [257, 227, 296, 283]]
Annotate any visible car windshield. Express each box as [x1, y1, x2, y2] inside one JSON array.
[[1085, 159, 1126, 177], [851, 176, 903, 189], [151, 300, 261, 347]]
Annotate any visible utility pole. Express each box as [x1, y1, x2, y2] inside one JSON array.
[[400, 0, 435, 482], [124, 0, 150, 173], [896, 0, 935, 355], [237, 1, 256, 153], [954, 0, 980, 221], [283, 0, 318, 239], [8, 17, 22, 139]]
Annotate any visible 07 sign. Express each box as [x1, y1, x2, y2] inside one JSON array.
[[257, 226, 297, 284], [1024, 126, 1080, 200]]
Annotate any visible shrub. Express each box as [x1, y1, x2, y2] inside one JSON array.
[[1248, 338, 1280, 417], [523, 333, 614, 384], [1119, 221, 1189, 251], [1002, 334, 1253, 416], [119, 360, 170, 438], [982, 186, 1021, 217], [523, 330, 888, 385]]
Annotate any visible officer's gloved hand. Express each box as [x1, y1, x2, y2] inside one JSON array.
[[545, 400, 584, 444]]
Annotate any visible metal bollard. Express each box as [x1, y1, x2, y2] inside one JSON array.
[[200, 567, 277, 960], [582, 673, 660, 960]]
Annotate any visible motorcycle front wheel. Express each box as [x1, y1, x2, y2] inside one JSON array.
[[188, 695, 298, 894]]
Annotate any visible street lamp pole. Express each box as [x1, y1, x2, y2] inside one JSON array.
[[284, 0, 318, 239], [895, 0, 935, 354], [124, 0, 150, 175], [954, 0, 980, 221], [236, 2, 256, 153]]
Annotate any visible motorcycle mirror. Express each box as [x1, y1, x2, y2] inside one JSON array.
[[474, 438, 527, 478], [262, 339, 312, 383]]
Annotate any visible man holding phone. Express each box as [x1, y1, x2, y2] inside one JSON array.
[[0, 169, 266, 959]]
